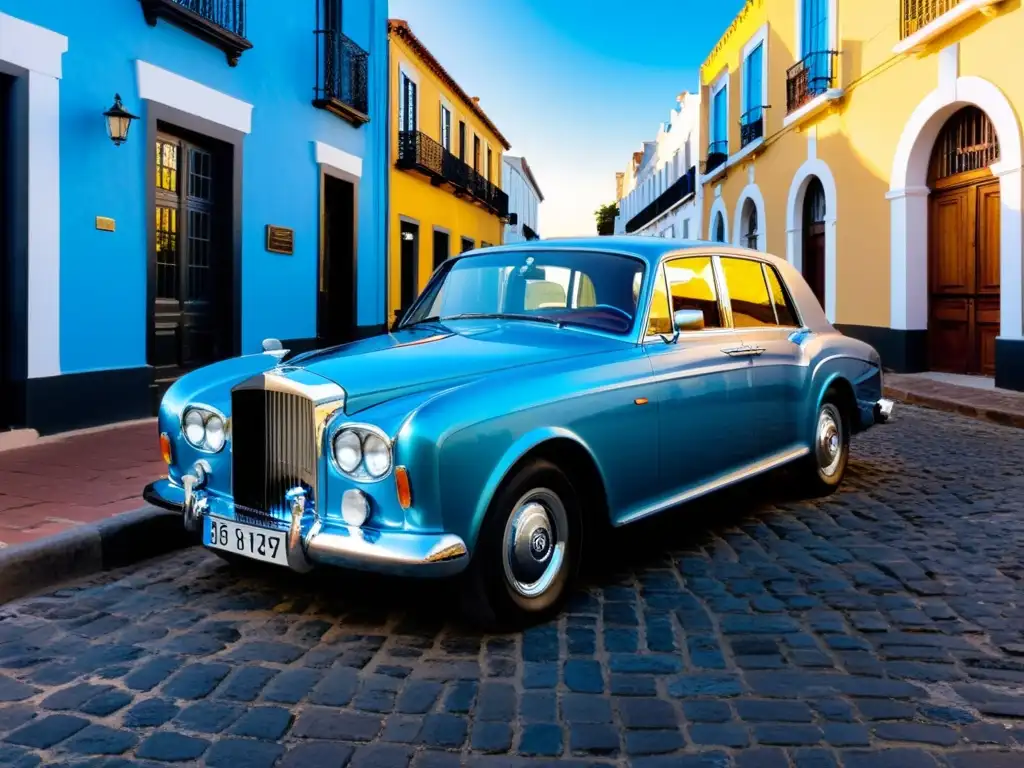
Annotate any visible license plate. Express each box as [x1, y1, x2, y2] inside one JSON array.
[[204, 516, 288, 566]]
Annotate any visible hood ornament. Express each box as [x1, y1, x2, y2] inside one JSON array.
[[262, 338, 289, 359]]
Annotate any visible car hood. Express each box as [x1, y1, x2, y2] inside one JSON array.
[[287, 322, 627, 414]]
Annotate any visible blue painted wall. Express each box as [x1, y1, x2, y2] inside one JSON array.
[[0, 0, 388, 375]]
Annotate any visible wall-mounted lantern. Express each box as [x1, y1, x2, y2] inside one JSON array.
[[104, 94, 138, 147]]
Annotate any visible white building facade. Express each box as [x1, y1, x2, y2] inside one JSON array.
[[614, 91, 703, 240], [503, 155, 544, 242]]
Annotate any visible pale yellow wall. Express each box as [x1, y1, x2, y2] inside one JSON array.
[[388, 33, 506, 320], [700, 0, 1023, 330]]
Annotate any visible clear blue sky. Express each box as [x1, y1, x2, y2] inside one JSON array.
[[387, 0, 747, 236]]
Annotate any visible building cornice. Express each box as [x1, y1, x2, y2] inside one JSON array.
[[701, 0, 765, 85]]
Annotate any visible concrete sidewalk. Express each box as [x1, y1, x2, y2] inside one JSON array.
[[885, 372, 1024, 429], [0, 420, 163, 548]]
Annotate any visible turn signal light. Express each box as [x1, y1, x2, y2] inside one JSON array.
[[394, 466, 412, 509], [159, 432, 172, 466]]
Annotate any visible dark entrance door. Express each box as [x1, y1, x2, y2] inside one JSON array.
[[432, 229, 449, 272], [399, 221, 419, 313], [151, 131, 232, 387], [802, 176, 826, 308], [318, 174, 357, 346], [927, 106, 1002, 376]]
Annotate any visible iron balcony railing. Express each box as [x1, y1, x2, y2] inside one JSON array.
[[703, 141, 728, 176], [139, 0, 251, 66], [624, 165, 697, 234], [900, 0, 963, 39], [314, 29, 370, 124], [786, 50, 838, 114], [740, 107, 765, 148], [397, 130, 509, 217]]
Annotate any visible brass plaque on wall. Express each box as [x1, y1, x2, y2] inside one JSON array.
[[265, 225, 294, 255], [95, 216, 116, 232]]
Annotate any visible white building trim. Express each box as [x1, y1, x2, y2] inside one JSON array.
[[889, 68, 1023, 340], [708, 193, 729, 243], [786, 131, 838, 321], [0, 13, 68, 379], [315, 141, 363, 178], [136, 60, 252, 134], [733, 182, 767, 252]]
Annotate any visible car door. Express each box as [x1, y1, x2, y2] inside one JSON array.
[[641, 254, 757, 502], [717, 255, 807, 457]]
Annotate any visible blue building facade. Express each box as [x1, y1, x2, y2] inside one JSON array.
[[0, 0, 389, 435]]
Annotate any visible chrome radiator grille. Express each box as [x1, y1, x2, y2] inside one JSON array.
[[231, 388, 317, 521]]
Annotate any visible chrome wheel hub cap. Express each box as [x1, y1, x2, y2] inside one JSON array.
[[502, 489, 567, 598], [816, 404, 843, 477]]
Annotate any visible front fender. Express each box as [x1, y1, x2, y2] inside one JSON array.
[[464, 426, 605, 553]]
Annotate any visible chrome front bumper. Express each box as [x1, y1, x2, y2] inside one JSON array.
[[143, 477, 469, 577], [874, 397, 894, 423]]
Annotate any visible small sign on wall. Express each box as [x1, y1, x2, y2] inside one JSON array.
[[265, 225, 294, 255], [95, 216, 116, 232]]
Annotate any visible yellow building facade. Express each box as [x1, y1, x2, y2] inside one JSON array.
[[699, 0, 1024, 390], [387, 19, 511, 323]]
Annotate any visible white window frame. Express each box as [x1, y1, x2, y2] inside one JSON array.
[[794, 0, 838, 60], [439, 98, 453, 151], [709, 69, 729, 150], [398, 62, 420, 132], [741, 24, 769, 117]]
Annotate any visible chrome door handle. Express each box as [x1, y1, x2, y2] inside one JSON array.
[[721, 345, 765, 357]]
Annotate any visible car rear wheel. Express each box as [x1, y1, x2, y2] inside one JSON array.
[[461, 458, 581, 628], [797, 395, 850, 496]]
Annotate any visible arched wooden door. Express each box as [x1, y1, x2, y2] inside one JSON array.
[[802, 177, 826, 307], [928, 106, 1001, 376]]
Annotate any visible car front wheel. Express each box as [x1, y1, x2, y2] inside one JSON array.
[[798, 395, 850, 496], [462, 458, 581, 628]]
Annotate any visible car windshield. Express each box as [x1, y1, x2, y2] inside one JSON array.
[[401, 250, 646, 335]]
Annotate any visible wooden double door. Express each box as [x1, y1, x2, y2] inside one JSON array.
[[151, 131, 233, 383], [928, 176, 1001, 376]]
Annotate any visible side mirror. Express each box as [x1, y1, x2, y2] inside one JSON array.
[[673, 309, 705, 332]]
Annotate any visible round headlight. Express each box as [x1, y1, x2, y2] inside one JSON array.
[[333, 430, 362, 473], [362, 434, 391, 478], [183, 409, 205, 447], [205, 415, 226, 452]]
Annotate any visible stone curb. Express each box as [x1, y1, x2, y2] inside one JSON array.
[[0, 505, 195, 605], [884, 384, 1024, 430]]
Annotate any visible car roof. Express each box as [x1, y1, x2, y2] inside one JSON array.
[[473, 236, 786, 272]]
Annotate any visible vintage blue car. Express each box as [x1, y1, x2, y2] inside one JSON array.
[[144, 237, 893, 625]]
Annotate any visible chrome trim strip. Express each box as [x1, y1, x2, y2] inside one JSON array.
[[619, 445, 810, 526], [233, 368, 346, 405]]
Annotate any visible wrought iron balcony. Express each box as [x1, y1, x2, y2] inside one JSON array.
[[702, 142, 728, 176], [139, 0, 251, 66], [740, 107, 765, 148], [786, 50, 838, 114], [397, 131, 508, 218], [900, 0, 963, 38], [314, 29, 370, 125], [625, 165, 697, 234]]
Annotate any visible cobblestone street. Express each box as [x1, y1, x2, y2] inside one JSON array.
[[0, 405, 1022, 767]]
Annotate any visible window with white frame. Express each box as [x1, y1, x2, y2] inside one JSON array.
[[709, 77, 728, 165], [399, 71, 417, 133], [440, 103, 452, 150], [800, 0, 832, 88], [741, 35, 765, 147]]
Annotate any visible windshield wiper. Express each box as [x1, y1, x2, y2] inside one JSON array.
[[441, 313, 564, 327]]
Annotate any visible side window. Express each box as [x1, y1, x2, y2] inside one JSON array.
[[719, 257, 776, 327], [664, 256, 723, 329], [764, 265, 799, 327], [646, 268, 672, 336]]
